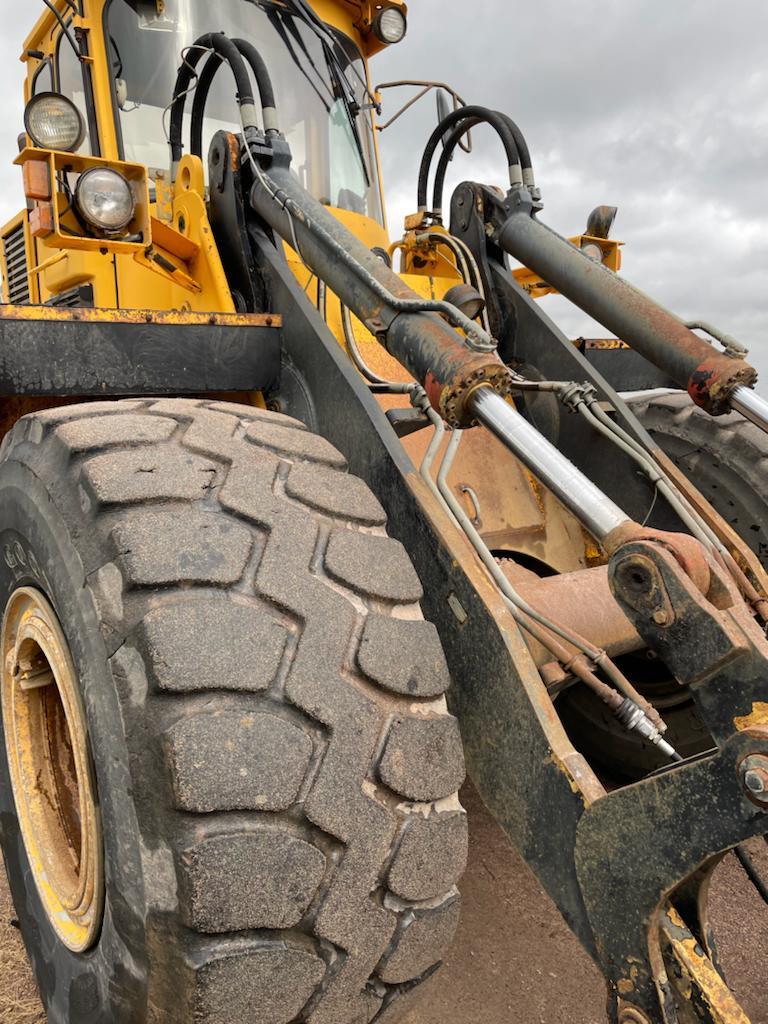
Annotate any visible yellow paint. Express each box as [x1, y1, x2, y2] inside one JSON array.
[[16, 147, 151, 254], [513, 234, 623, 298], [0, 212, 31, 303], [734, 702, 768, 732], [1, 588, 104, 953], [662, 906, 751, 1024], [0, 305, 279, 328]]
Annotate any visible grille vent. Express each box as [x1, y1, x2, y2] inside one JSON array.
[[2, 224, 30, 305], [46, 284, 95, 308]]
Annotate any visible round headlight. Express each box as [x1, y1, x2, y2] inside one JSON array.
[[24, 92, 85, 153], [75, 168, 135, 233], [373, 7, 407, 44]]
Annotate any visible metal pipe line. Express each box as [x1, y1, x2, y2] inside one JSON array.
[[467, 385, 630, 542], [417, 230, 492, 334]]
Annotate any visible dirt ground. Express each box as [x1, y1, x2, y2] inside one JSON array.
[[0, 783, 766, 1024]]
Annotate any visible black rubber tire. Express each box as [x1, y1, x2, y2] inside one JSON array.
[[628, 391, 768, 569], [560, 391, 768, 779], [0, 398, 467, 1024]]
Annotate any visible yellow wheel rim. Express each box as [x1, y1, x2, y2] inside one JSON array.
[[1, 587, 104, 952]]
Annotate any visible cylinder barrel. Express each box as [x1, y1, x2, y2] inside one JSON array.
[[250, 162, 509, 425], [496, 209, 757, 414]]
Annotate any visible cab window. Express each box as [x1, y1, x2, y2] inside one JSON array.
[[32, 60, 53, 96], [55, 30, 92, 154]]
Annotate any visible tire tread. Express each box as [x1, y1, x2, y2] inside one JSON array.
[[2, 398, 466, 1024]]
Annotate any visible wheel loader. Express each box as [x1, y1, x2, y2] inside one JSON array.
[[0, 2, 767, 1022]]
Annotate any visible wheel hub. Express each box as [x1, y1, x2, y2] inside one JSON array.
[[1, 587, 103, 952]]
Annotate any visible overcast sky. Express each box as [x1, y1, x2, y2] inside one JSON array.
[[1, 1, 766, 384], [375, 0, 768, 383]]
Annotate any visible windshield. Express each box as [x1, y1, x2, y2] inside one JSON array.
[[106, 0, 383, 223]]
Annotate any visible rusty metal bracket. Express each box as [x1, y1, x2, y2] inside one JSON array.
[[576, 729, 768, 1023], [609, 539, 768, 745], [587, 535, 768, 1020]]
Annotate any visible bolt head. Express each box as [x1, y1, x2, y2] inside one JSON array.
[[740, 755, 768, 806], [745, 770, 766, 795], [652, 610, 669, 625]]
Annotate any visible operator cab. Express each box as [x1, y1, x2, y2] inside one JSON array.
[[6, 0, 408, 311], [106, 0, 384, 223]]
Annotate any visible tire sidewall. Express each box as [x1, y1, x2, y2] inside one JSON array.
[[0, 457, 148, 1024]]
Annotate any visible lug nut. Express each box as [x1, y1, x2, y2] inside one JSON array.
[[740, 755, 768, 806]]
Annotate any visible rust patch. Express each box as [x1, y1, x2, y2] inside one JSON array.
[[603, 523, 711, 595], [687, 358, 758, 415], [0, 304, 280, 329]]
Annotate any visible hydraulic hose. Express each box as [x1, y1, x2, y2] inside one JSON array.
[[169, 33, 258, 165], [190, 39, 279, 159], [432, 111, 535, 214], [189, 52, 223, 159], [231, 39, 277, 116], [417, 106, 522, 211]]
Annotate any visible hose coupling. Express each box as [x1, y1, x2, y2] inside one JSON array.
[[615, 698, 682, 763]]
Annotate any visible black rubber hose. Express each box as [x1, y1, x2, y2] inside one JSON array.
[[189, 52, 223, 160], [190, 39, 279, 159], [416, 106, 520, 212], [170, 35, 216, 163], [170, 33, 255, 163], [41, 0, 81, 58], [232, 38, 277, 113], [500, 112, 532, 175], [432, 111, 534, 214], [431, 115, 482, 214]]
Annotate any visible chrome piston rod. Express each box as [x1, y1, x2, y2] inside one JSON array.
[[468, 385, 630, 542], [731, 386, 768, 433]]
